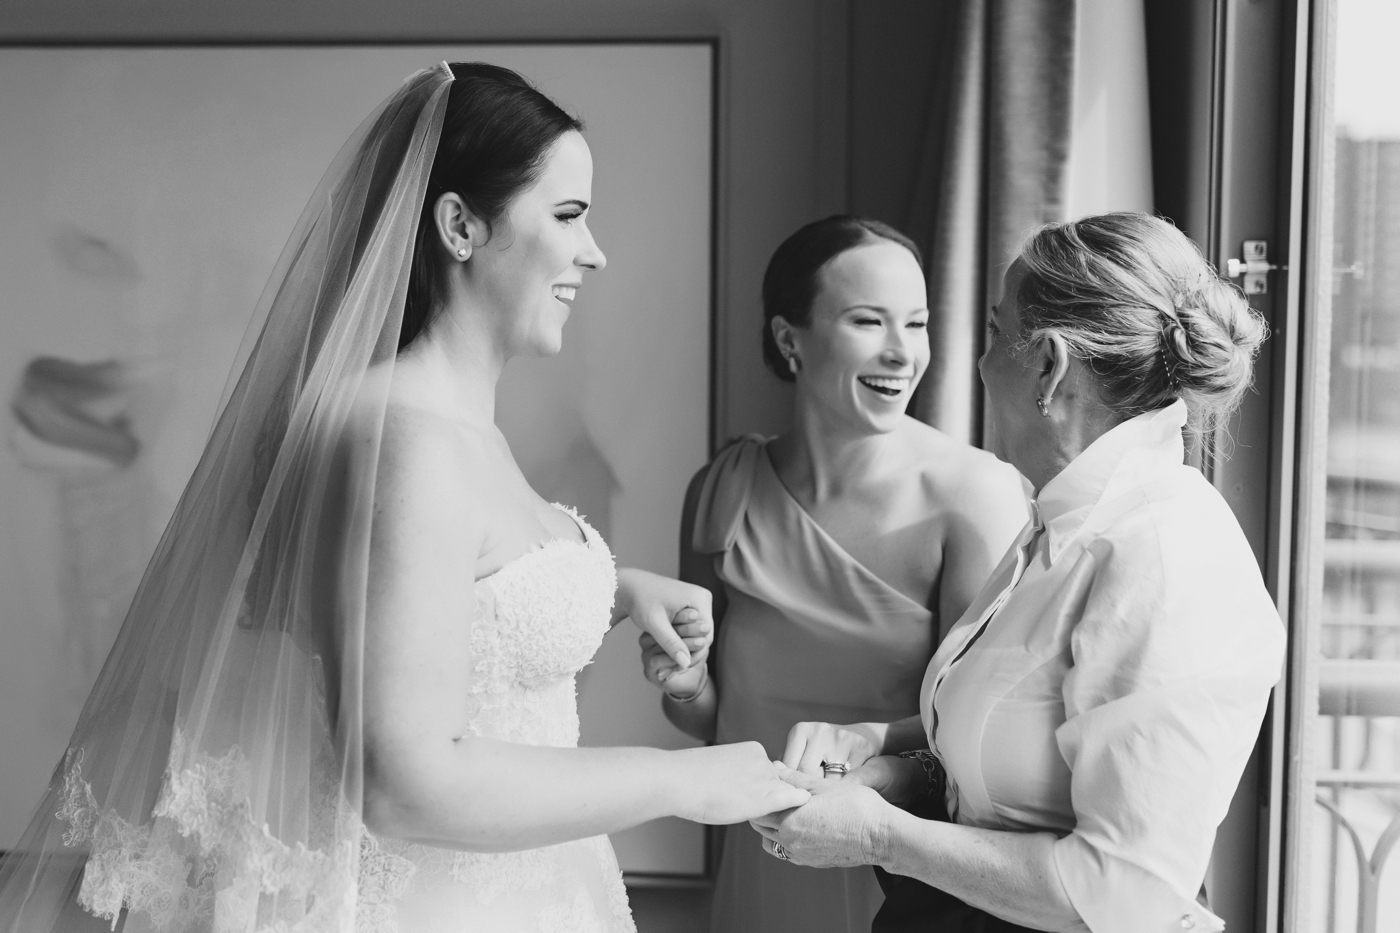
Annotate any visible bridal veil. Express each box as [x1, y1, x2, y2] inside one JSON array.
[[0, 62, 453, 932]]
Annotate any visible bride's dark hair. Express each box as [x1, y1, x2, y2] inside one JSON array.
[[402, 62, 583, 349]]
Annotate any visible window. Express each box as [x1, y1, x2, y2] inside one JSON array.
[[1295, 2, 1400, 929]]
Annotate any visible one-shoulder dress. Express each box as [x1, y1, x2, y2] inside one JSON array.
[[361, 507, 636, 933], [693, 438, 937, 933]]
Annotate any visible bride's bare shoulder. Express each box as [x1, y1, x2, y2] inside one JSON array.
[[336, 376, 497, 525], [353, 404, 500, 579], [382, 408, 498, 504], [340, 366, 491, 465]]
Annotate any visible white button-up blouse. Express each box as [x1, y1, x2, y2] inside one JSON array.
[[921, 401, 1286, 933]]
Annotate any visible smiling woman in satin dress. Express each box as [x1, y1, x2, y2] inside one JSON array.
[[755, 212, 1286, 933], [637, 215, 1028, 933]]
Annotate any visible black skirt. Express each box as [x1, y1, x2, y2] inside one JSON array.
[[872, 867, 1039, 933], [870, 781, 1039, 933]]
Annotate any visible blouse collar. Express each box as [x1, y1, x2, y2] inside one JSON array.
[[1034, 400, 1188, 564]]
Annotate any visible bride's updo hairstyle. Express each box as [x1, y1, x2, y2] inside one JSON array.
[[1013, 212, 1266, 433], [761, 215, 922, 381], [402, 62, 583, 350]]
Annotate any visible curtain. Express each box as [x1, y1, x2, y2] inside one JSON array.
[[903, 0, 1078, 446], [892, 0, 1158, 446], [1064, 0, 1155, 219]]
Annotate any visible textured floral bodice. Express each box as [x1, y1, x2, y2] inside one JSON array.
[[462, 512, 618, 748], [361, 506, 635, 933]]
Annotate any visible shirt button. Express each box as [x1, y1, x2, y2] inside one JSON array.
[[1180, 917, 1195, 929]]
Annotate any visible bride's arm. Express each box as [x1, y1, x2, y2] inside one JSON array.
[[360, 416, 807, 851], [365, 736, 784, 852]]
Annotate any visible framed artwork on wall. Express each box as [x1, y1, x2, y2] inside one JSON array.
[[0, 42, 714, 876]]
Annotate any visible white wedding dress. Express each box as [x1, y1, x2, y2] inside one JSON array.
[[51, 507, 637, 933], [358, 507, 637, 933], [3, 66, 644, 933]]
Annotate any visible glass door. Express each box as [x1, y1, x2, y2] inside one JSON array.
[[1286, 1, 1400, 930]]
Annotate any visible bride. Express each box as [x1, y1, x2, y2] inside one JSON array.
[[0, 62, 806, 933]]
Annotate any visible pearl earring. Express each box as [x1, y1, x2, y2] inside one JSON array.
[[1036, 395, 1052, 418]]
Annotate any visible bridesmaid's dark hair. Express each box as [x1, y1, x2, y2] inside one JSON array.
[[760, 215, 923, 382], [401, 62, 583, 350]]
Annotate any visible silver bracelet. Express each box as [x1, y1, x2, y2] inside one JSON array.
[[898, 749, 945, 803], [663, 664, 710, 704]]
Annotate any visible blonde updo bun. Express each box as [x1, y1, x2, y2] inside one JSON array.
[[1014, 212, 1266, 433]]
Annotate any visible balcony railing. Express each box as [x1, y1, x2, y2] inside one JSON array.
[[1316, 659, 1400, 933]]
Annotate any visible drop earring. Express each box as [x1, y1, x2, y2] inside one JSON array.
[[1036, 395, 1052, 418], [787, 354, 801, 375]]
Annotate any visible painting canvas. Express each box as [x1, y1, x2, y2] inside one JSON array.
[[0, 44, 713, 874]]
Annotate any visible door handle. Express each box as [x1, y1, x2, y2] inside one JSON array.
[[1224, 240, 1284, 295]]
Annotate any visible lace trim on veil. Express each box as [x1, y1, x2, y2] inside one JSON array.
[[58, 733, 366, 933], [57, 756, 207, 931]]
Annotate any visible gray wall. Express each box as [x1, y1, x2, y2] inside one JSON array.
[[0, 0, 852, 446]]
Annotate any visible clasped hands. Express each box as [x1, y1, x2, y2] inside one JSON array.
[[749, 721, 927, 870], [614, 568, 713, 686], [614, 568, 714, 696], [612, 571, 919, 858]]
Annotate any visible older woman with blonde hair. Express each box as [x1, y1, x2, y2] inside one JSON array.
[[754, 212, 1286, 933]]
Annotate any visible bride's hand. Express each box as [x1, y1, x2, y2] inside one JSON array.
[[614, 567, 714, 669], [781, 721, 885, 778], [668, 742, 811, 824]]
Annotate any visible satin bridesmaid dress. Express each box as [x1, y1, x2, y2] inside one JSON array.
[[692, 437, 937, 933]]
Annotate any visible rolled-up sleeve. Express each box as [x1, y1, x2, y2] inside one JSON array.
[[1051, 523, 1285, 933]]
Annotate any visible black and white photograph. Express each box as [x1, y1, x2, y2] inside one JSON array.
[[0, 1, 1395, 932]]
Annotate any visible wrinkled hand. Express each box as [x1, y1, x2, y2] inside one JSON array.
[[781, 721, 884, 778], [614, 568, 713, 670], [673, 742, 811, 825], [749, 763, 890, 868]]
